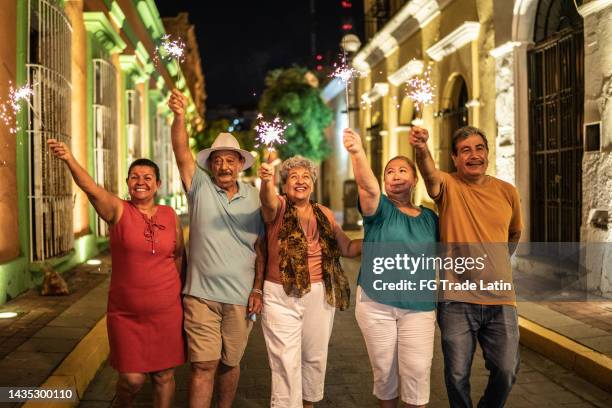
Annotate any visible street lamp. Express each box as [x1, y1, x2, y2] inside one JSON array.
[[340, 34, 362, 231], [340, 34, 361, 54]]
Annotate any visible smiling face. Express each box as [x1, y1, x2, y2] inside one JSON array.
[[283, 166, 314, 205], [451, 133, 489, 181], [209, 150, 244, 189], [127, 165, 160, 202], [383, 157, 417, 198]]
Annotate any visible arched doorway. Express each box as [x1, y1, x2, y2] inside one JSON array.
[[528, 0, 583, 242], [439, 75, 469, 172]]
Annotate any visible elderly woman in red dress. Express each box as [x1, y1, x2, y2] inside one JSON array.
[[48, 139, 185, 408]]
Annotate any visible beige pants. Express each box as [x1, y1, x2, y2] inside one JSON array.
[[261, 281, 335, 408]]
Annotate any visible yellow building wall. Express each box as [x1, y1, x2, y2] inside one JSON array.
[[355, 0, 499, 205], [113, 53, 127, 198], [66, 0, 90, 236], [0, 0, 20, 262]]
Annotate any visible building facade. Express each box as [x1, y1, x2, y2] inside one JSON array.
[[0, 0, 205, 304], [322, 0, 611, 296]]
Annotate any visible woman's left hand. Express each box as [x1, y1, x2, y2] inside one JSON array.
[[248, 291, 263, 315]]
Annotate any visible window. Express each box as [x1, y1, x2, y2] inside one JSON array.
[[93, 59, 118, 237], [126, 89, 141, 165], [27, 0, 73, 261]]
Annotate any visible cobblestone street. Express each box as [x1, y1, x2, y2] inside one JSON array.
[[80, 258, 612, 407]]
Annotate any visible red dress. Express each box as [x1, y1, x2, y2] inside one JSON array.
[[107, 201, 185, 373]]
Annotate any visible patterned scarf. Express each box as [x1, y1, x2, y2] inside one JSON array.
[[278, 199, 350, 310]]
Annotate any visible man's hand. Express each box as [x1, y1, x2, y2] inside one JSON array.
[[248, 291, 263, 315], [47, 139, 74, 162], [409, 126, 429, 150], [343, 128, 364, 155], [168, 89, 186, 117], [259, 162, 274, 184]]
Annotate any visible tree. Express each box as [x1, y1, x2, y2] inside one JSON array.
[[258, 67, 332, 162]]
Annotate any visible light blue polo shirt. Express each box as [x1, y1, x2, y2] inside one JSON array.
[[183, 166, 263, 306]]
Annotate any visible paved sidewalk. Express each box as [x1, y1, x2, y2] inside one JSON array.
[[80, 258, 612, 407], [0, 229, 611, 406], [0, 253, 111, 390]]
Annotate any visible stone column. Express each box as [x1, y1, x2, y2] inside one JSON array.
[[513, 42, 532, 243], [493, 49, 516, 185], [579, 2, 612, 296]]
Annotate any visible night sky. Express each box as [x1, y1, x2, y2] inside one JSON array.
[[155, 0, 364, 112]]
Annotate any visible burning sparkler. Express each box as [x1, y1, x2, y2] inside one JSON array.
[[255, 114, 289, 160], [0, 82, 41, 134], [405, 67, 435, 123], [330, 62, 358, 85], [9, 84, 35, 114], [330, 54, 360, 126], [155, 34, 186, 86]]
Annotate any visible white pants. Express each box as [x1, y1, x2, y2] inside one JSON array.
[[355, 286, 435, 405], [261, 281, 335, 408]]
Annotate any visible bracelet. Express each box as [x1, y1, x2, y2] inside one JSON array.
[[251, 288, 263, 296]]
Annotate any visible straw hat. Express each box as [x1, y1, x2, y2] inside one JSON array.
[[196, 132, 254, 170]]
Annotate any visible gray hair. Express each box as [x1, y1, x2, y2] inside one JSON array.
[[451, 126, 489, 155], [280, 155, 318, 184]]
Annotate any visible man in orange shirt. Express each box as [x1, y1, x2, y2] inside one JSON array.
[[410, 125, 522, 408]]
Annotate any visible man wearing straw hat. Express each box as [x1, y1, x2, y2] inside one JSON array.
[[169, 90, 264, 408]]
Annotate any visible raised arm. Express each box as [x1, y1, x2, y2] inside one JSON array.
[[168, 89, 196, 191], [409, 126, 444, 199], [342, 128, 380, 216], [258, 162, 280, 223], [47, 139, 123, 225]]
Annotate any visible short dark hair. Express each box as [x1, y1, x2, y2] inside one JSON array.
[[451, 126, 489, 155], [128, 158, 160, 181], [384, 155, 417, 176]]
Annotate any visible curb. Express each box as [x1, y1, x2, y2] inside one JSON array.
[[22, 317, 109, 408], [518, 316, 612, 393]]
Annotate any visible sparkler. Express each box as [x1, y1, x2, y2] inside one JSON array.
[[9, 84, 35, 114], [155, 34, 186, 86], [255, 114, 289, 161], [0, 82, 43, 134], [405, 67, 435, 123], [330, 53, 359, 126]]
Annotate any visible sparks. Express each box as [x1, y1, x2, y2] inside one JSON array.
[[406, 68, 435, 113], [255, 114, 289, 152], [330, 62, 358, 84], [0, 82, 35, 134], [9, 84, 35, 113], [155, 34, 186, 63]]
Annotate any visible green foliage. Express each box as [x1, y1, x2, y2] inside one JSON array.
[[258, 66, 332, 162]]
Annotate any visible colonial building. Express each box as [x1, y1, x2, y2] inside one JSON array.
[[322, 0, 611, 296], [0, 0, 205, 304]]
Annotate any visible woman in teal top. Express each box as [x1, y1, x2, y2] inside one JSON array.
[[344, 128, 438, 408]]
